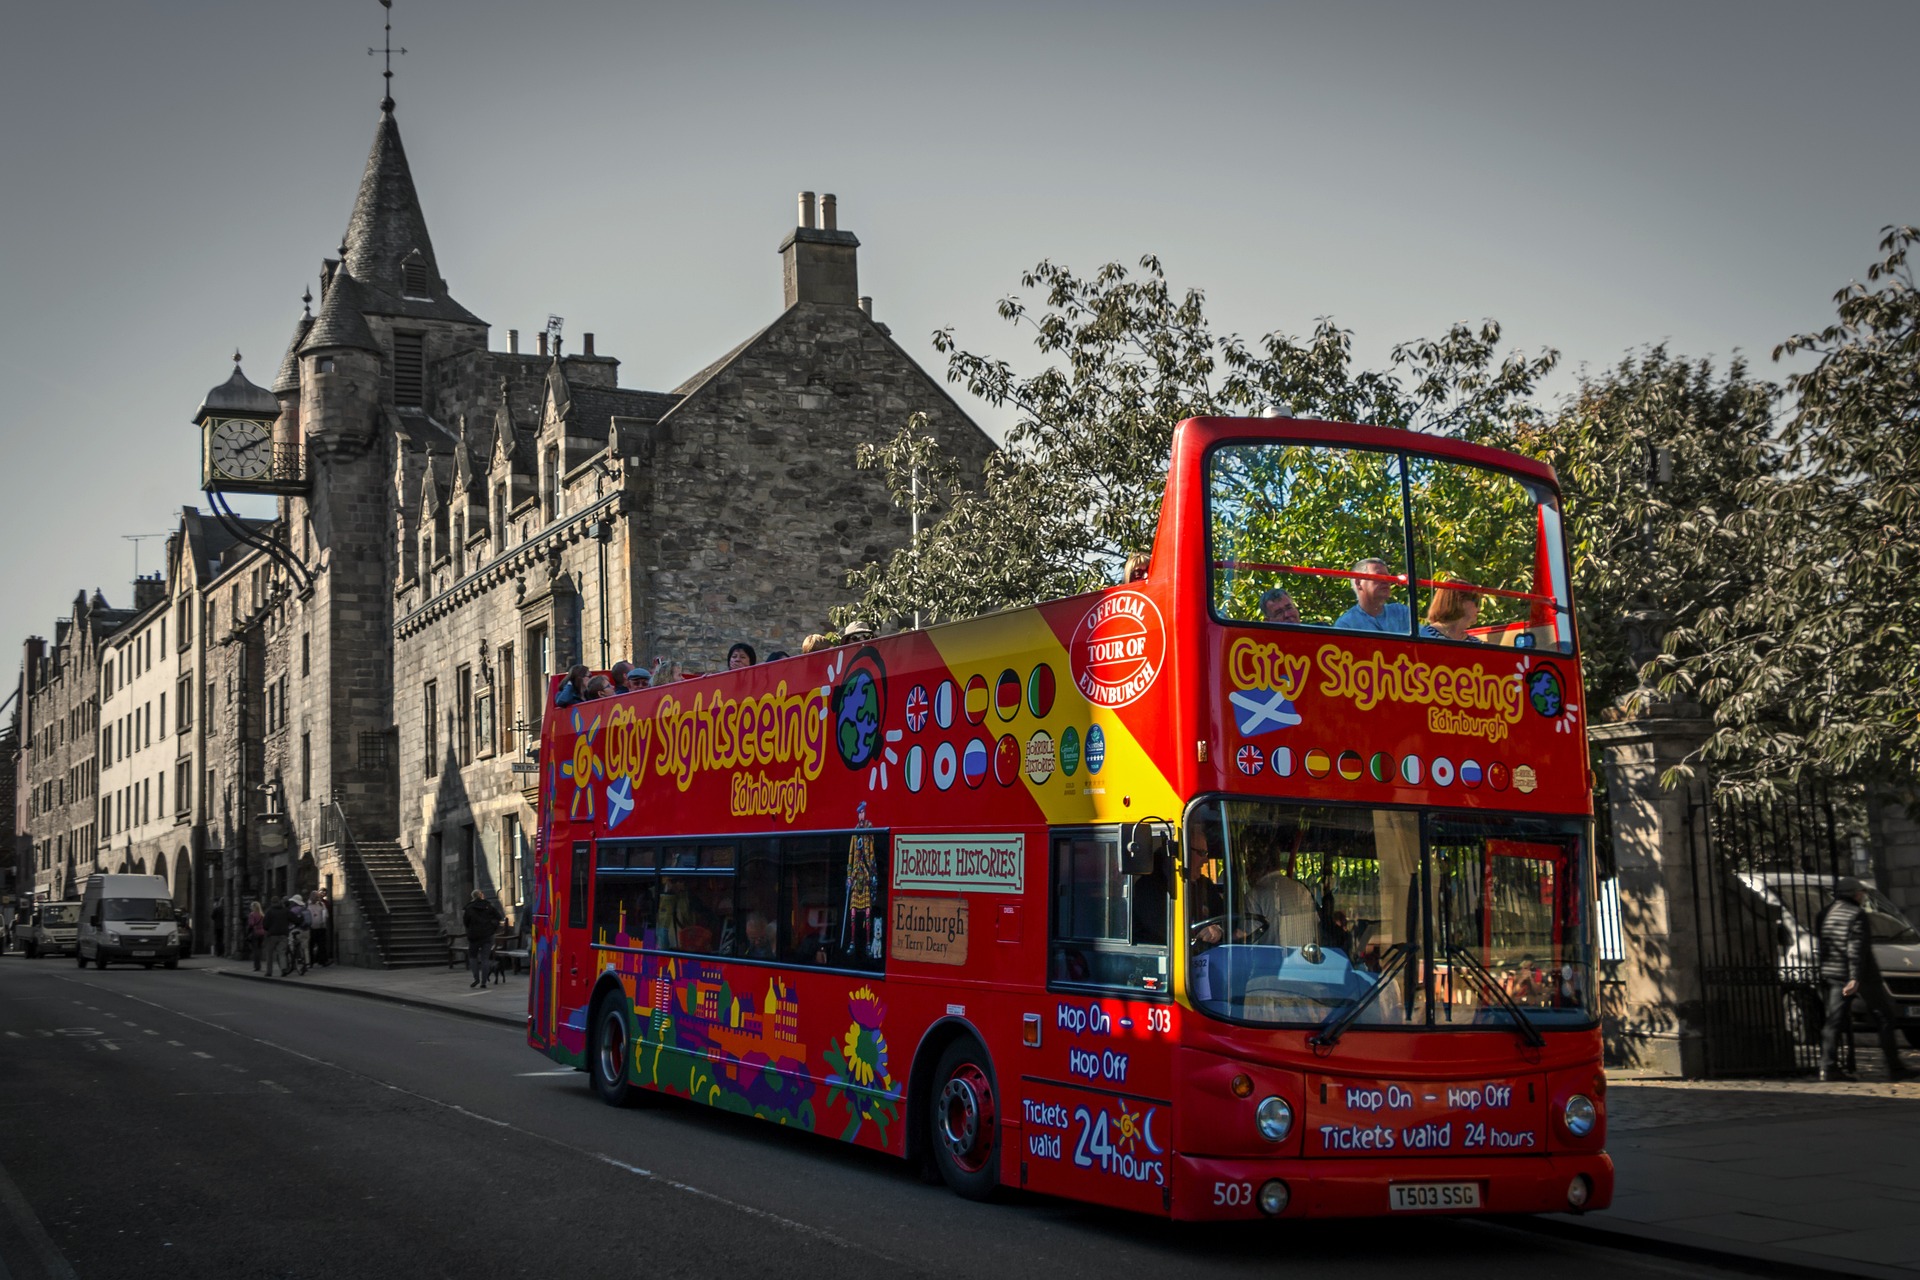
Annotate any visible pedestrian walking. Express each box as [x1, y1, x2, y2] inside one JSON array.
[[463, 890, 504, 988], [247, 900, 267, 971], [307, 890, 331, 967], [263, 899, 292, 977], [211, 896, 227, 958], [286, 896, 311, 975], [1818, 876, 1912, 1082]]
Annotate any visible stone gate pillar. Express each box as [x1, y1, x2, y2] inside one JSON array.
[[1590, 708, 1713, 1077]]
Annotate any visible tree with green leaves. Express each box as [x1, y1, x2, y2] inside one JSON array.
[[1663, 226, 1920, 792], [1525, 348, 1779, 711], [840, 256, 1557, 628]]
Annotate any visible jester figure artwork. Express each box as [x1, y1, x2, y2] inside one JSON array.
[[842, 802, 881, 960]]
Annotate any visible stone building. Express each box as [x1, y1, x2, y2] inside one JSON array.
[[182, 93, 992, 961], [18, 591, 127, 902], [94, 573, 180, 887]]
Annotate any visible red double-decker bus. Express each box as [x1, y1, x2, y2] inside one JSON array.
[[526, 415, 1611, 1221]]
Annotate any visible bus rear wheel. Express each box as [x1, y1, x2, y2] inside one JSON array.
[[591, 993, 637, 1107], [929, 1039, 1000, 1201]]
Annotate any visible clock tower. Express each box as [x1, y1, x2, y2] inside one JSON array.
[[195, 353, 304, 494]]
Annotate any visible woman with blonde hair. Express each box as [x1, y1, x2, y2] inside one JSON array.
[[1421, 585, 1483, 642]]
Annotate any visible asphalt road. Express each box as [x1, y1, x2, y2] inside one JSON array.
[[1, 956, 1733, 1280]]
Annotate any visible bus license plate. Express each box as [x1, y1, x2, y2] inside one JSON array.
[[132, 949, 155, 957], [1390, 1182, 1481, 1212]]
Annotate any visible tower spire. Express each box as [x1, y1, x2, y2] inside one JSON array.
[[369, 0, 406, 114]]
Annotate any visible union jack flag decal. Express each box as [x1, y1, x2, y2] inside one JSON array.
[[905, 684, 929, 732], [1236, 744, 1265, 776]]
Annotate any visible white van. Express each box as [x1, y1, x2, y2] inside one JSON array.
[[23, 901, 81, 958], [77, 874, 183, 970]]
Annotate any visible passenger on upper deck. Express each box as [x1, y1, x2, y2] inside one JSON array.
[[554, 664, 591, 707], [1335, 558, 1411, 634], [1420, 586, 1483, 642], [1259, 588, 1300, 625], [726, 642, 756, 670]]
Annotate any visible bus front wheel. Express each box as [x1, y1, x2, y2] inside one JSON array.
[[929, 1039, 1000, 1201], [591, 994, 636, 1107]]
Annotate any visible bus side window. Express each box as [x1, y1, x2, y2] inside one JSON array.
[[1049, 827, 1168, 994], [777, 831, 885, 972], [568, 841, 590, 929]]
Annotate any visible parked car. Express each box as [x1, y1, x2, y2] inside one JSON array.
[[1737, 871, 1920, 1048], [21, 901, 81, 958], [76, 874, 183, 970]]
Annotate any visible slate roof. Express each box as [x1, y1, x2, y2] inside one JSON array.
[[341, 107, 482, 326], [273, 311, 314, 394], [195, 363, 280, 421], [302, 267, 381, 355], [566, 385, 681, 441]]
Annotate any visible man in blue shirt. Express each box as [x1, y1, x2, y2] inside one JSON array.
[[1335, 558, 1411, 633]]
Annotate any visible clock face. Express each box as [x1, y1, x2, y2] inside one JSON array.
[[209, 418, 271, 481]]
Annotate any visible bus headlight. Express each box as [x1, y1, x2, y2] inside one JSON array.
[[1258, 1179, 1291, 1215], [1563, 1094, 1597, 1137], [1255, 1096, 1293, 1142]]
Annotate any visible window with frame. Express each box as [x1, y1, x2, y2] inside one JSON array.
[[423, 680, 439, 777], [177, 675, 193, 731], [1049, 826, 1170, 995], [591, 831, 886, 972], [456, 664, 474, 766], [496, 643, 516, 753], [392, 332, 425, 407], [474, 685, 495, 759]]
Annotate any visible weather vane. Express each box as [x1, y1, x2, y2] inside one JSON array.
[[370, 0, 406, 110]]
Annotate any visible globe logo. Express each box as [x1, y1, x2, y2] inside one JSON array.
[[833, 666, 884, 769], [1528, 666, 1564, 719]]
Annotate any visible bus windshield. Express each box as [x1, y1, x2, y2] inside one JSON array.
[[1185, 799, 1591, 1031], [1208, 441, 1574, 651]]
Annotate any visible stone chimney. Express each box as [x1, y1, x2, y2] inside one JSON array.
[[131, 573, 166, 613], [780, 190, 860, 308]]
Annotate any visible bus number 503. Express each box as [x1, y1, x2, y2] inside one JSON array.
[[1214, 1181, 1252, 1207]]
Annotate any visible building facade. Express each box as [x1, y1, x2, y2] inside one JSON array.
[[94, 576, 180, 887], [172, 95, 993, 960], [18, 592, 125, 902]]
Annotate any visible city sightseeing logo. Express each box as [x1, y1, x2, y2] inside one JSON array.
[[1068, 590, 1166, 709]]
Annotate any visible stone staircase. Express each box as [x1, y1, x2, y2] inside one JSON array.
[[344, 839, 446, 969]]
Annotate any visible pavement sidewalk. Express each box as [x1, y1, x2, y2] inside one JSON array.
[[213, 957, 1920, 1276], [214, 954, 526, 1027]]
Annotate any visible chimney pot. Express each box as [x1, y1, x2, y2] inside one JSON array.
[[537, 332, 548, 357], [583, 332, 596, 356], [858, 296, 873, 317], [798, 191, 817, 229], [508, 329, 520, 355], [821, 193, 837, 231]]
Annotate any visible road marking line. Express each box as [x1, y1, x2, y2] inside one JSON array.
[[144, 1029, 159, 1035], [0, 1151, 78, 1279], [4, 1031, 21, 1039], [43, 977, 891, 1264], [168, 1040, 184, 1046]]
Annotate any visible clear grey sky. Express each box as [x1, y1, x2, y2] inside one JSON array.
[[1, 0, 1912, 666]]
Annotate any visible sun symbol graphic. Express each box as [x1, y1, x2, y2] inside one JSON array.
[[559, 707, 605, 820], [868, 729, 903, 792], [1112, 1106, 1143, 1153]]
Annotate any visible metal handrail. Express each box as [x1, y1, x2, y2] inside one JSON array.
[[327, 800, 392, 919]]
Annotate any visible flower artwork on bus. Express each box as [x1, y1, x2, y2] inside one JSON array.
[[527, 415, 1612, 1222]]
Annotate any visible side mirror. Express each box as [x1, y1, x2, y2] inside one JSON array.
[[1122, 819, 1171, 876]]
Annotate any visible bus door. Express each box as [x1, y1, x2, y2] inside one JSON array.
[[554, 837, 595, 1058], [1019, 827, 1175, 1214]]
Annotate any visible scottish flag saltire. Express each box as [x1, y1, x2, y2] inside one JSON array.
[[1229, 686, 1301, 737]]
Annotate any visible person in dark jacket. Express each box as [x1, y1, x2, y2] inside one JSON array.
[[263, 899, 294, 979], [1818, 877, 1910, 1082], [463, 890, 505, 989]]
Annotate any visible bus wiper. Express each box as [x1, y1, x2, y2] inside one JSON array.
[[1445, 943, 1545, 1048], [1309, 943, 1411, 1048]]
